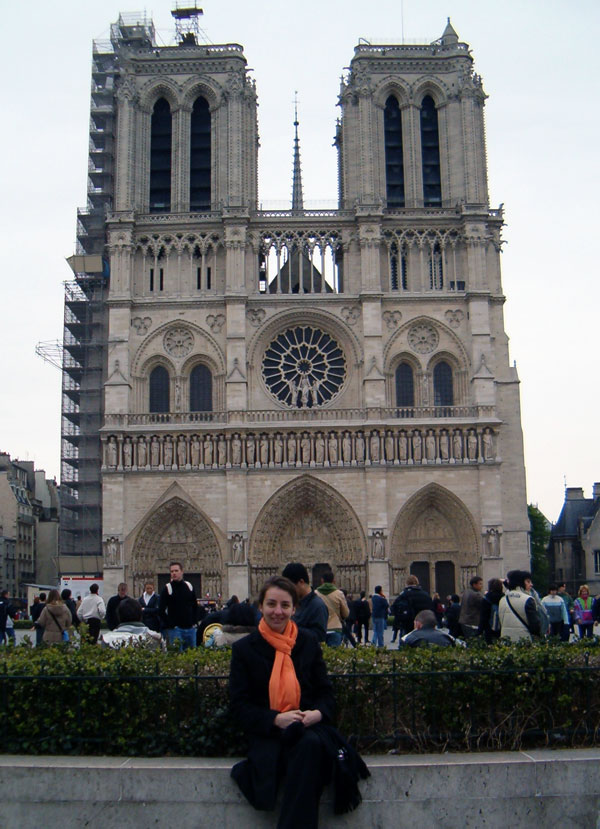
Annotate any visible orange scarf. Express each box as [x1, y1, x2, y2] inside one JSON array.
[[258, 618, 301, 712]]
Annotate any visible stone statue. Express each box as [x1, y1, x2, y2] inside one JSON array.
[[105, 537, 120, 567], [399, 432, 408, 462], [385, 431, 395, 462], [301, 433, 311, 464], [467, 431, 478, 460], [122, 438, 132, 468], [372, 531, 385, 559], [191, 436, 201, 467], [439, 431, 449, 461], [106, 436, 118, 468], [203, 436, 213, 466], [315, 434, 325, 464], [342, 432, 352, 463], [328, 433, 338, 464], [150, 436, 160, 467], [369, 432, 380, 462], [355, 433, 365, 463], [259, 435, 268, 465], [175, 378, 182, 412], [453, 431, 463, 460], [137, 436, 147, 467], [246, 435, 256, 465], [218, 436, 227, 467], [231, 534, 245, 564], [485, 527, 500, 557], [163, 436, 173, 467], [231, 435, 242, 465], [287, 433, 296, 464], [483, 429, 494, 460], [273, 434, 283, 465], [412, 431, 422, 462], [177, 436, 187, 467], [425, 430, 436, 461]]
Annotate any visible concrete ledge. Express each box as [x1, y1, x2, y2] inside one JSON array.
[[2, 750, 600, 827]]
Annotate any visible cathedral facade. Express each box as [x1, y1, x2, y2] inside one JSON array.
[[75, 15, 528, 599]]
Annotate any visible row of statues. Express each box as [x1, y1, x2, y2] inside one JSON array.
[[103, 427, 496, 470]]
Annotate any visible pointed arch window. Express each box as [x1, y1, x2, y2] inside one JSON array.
[[429, 242, 443, 289], [433, 361, 453, 407], [190, 97, 211, 211], [190, 364, 213, 412], [395, 362, 415, 408], [390, 241, 408, 290], [150, 98, 172, 212], [149, 365, 170, 413], [384, 96, 405, 207], [420, 95, 441, 207]]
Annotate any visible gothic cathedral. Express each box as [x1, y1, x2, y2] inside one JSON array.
[[66, 14, 529, 600]]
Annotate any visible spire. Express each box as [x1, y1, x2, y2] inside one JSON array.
[[441, 17, 459, 45], [291, 92, 304, 213]]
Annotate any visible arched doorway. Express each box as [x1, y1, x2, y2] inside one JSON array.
[[389, 484, 480, 597], [249, 475, 367, 596], [129, 496, 223, 597]]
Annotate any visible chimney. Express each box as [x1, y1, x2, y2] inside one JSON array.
[[593, 483, 600, 501], [566, 487, 585, 500]]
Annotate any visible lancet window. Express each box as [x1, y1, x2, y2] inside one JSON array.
[[395, 362, 415, 408], [433, 361, 453, 407], [149, 98, 172, 212], [190, 364, 212, 412], [190, 97, 211, 211], [420, 95, 441, 207], [384, 96, 405, 208], [149, 365, 170, 413], [389, 241, 408, 290]]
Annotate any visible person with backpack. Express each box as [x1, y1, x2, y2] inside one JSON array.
[[478, 578, 504, 644], [498, 570, 541, 643], [391, 575, 433, 641], [159, 562, 198, 650]]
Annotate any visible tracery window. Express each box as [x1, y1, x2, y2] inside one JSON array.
[[262, 327, 346, 408], [190, 96, 211, 211], [389, 242, 408, 290], [149, 365, 170, 413], [429, 242, 443, 289], [420, 95, 441, 207], [395, 362, 415, 407], [433, 361, 453, 407], [384, 96, 405, 208], [150, 98, 172, 212], [190, 364, 212, 412]]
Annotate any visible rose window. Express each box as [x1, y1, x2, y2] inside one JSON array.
[[408, 323, 439, 354], [262, 326, 346, 408], [163, 327, 194, 358]]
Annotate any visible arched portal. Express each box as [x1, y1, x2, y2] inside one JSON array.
[[389, 484, 480, 596], [249, 475, 367, 596], [130, 497, 223, 597]]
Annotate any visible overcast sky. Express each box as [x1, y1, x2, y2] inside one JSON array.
[[2, 0, 598, 522]]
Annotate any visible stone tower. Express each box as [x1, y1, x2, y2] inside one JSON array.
[[67, 14, 528, 599]]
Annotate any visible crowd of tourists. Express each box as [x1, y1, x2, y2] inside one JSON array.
[[2, 564, 597, 651]]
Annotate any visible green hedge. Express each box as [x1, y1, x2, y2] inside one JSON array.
[[1, 639, 599, 755]]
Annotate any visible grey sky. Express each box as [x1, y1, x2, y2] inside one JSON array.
[[2, 0, 598, 521]]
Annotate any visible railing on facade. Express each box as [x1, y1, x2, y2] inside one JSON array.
[[1, 660, 598, 755], [104, 405, 496, 428]]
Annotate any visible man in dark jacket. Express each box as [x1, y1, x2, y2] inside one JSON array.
[[30, 593, 46, 646], [282, 562, 328, 643], [159, 562, 198, 650], [399, 610, 455, 648], [352, 590, 371, 644], [371, 585, 389, 647], [392, 575, 433, 641], [106, 583, 129, 630], [459, 576, 484, 640]]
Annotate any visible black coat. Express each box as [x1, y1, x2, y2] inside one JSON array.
[[138, 593, 161, 632], [229, 628, 335, 810], [392, 586, 433, 632]]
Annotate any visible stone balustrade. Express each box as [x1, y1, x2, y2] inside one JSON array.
[[101, 423, 498, 472]]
